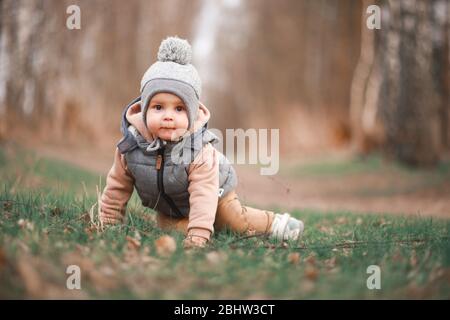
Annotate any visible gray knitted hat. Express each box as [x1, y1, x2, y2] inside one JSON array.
[[140, 36, 201, 131]]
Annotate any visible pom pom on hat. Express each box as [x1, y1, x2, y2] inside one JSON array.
[[157, 36, 192, 65]]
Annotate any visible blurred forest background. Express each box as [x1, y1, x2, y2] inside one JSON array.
[[1, 0, 448, 162], [0, 0, 449, 216]]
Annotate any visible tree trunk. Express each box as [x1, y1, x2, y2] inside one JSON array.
[[350, 0, 384, 155], [351, 0, 449, 165]]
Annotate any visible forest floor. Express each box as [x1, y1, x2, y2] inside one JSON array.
[[0, 141, 449, 299]]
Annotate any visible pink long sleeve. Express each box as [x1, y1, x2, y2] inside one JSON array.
[[99, 148, 135, 225], [186, 143, 220, 240]]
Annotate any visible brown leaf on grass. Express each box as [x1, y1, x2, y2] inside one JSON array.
[[123, 245, 160, 268], [155, 235, 177, 257], [50, 207, 63, 216], [336, 217, 348, 225], [324, 257, 337, 269], [318, 225, 335, 235], [126, 236, 141, 251], [373, 218, 392, 228], [78, 212, 91, 223], [63, 226, 73, 234], [3, 200, 13, 211], [17, 219, 34, 231], [304, 254, 316, 266], [342, 248, 351, 257], [205, 251, 228, 265], [84, 226, 97, 240], [304, 265, 319, 281], [287, 252, 301, 265]]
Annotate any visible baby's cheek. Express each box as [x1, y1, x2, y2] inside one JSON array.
[[180, 114, 189, 129], [147, 113, 156, 125]]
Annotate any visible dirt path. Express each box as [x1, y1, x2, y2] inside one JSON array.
[[234, 165, 450, 219], [25, 142, 450, 219]]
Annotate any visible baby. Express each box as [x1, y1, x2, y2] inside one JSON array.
[[99, 36, 304, 248]]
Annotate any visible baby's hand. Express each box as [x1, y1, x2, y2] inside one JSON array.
[[99, 210, 123, 225], [183, 235, 208, 249]]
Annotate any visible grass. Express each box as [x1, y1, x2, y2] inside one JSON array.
[[281, 152, 450, 198], [285, 152, 450, 178], [0, 143, 449, 299]]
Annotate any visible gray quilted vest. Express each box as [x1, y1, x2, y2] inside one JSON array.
[[117, 97, 238, 218]]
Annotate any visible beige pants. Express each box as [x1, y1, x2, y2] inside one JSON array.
[[156, 190, 275, 236]]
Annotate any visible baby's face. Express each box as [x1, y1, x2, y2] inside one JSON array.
[[146, 92, 189, 141]]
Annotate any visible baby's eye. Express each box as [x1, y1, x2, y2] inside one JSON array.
[[176, 106, 185, 112], [153, 105, 162, 110]]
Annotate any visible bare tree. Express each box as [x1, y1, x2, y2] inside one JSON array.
[[351, 0, 449, 166]]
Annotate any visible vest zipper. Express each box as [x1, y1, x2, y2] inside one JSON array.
[[156, 148, 183, 217]]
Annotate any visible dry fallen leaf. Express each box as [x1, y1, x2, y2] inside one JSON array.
[[63, 227, 72, 234], [287, 252, 301, 265], [3, 200, 13, 211], [155, 235, 177, 257], [206, 251, 228, 265], [50, 207, 63, 216], [17, 219, 34, 231], [318, 225, 335, 235], [126, 236, 141, 251], [336, 217, 348, 225], [342, 248, 351, 257], [304, 254, 316, 266], [304, 265, 319, 281], [324, 257, 337, 269]]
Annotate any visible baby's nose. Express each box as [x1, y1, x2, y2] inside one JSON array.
[[163, 111, 174, 121]]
